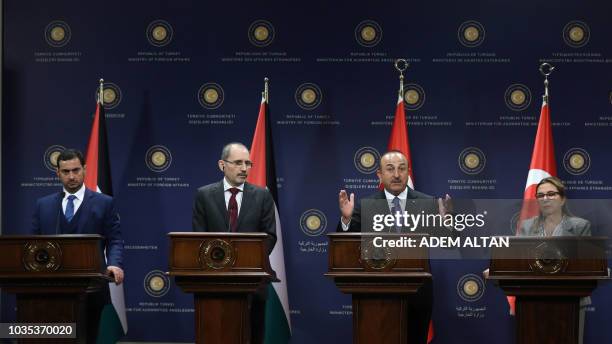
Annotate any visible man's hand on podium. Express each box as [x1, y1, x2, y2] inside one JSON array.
[[107, 265, 124, 285]]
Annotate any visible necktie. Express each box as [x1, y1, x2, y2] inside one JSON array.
[[391, 197, 402, 232], [228, 188, 240, 232], [65, 195, 77, 222]]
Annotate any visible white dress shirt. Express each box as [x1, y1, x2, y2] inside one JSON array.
[[223, 178, 244, 215], [62, 184, 86, 215]]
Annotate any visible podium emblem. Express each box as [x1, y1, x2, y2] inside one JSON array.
[[529, 242, 568, 274], [248, 20, 275, 47], [45, 21, 71, 47], [147, 20, 174, 47], [23, 241, 63, 272], [199, 239, 236, 269], [360, 240, 395, 270]]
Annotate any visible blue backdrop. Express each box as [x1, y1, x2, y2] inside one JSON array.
[[2, 0, 611, 342]]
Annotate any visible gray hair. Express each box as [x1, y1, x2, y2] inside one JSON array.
[[221, 142, 248, 160]]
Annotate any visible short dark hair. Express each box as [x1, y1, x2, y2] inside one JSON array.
[[56, 149, 85, 169]]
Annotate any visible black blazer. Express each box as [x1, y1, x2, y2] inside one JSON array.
[[192, 180, 277, 252], [337, 188, 438, 233]]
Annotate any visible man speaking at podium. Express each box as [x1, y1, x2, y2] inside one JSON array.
[[337, 150, 452, 344], [30, 148, 124, 341], [192, 142, 277, 344]]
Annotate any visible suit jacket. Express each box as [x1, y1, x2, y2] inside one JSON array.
[[518, 215, 591, 237], [192, 180, 277, 253], [31, 188, 123, 268], [336, 188, 439, 233]]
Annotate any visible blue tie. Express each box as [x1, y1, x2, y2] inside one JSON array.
[[65, 195, 76, 222], [391, 197, 402, 232]]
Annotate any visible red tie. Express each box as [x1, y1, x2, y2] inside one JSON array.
[[228, 188, 240, 232]]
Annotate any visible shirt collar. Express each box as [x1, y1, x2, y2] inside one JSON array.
[[384, 187, 408, 201], [63, 184, 86, 200], [223, 178, 245, 192]]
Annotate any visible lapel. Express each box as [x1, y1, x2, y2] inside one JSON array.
[[236, 183, 254, 230], [213, 180, 230, 230], [75, 188, 94, 233], [559, 217, 576, 235]]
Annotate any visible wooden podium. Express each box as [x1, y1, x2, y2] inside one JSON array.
[[488, 237, 609, 344], [168, 232, 275, 344], [0, 234, 111, 343], [326, 233, 431, 344]]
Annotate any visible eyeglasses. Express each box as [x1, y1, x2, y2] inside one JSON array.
[[536, 191, 560, 199], [223, 159, 254, 168]]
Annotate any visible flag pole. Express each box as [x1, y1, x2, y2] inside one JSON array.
[[539, 63, 554, 102], [98, 78, 104, 105], [263, 77, 269, 104]]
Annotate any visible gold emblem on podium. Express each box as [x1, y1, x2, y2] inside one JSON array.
[[458, 20, 485, 48], [146, 20, 174, 47], [45, 21, 71, 47], [23, 241, 63, 272], [360, 240, 395, 270], [199, 239, 235, 269], [530, 242, 567, 274]]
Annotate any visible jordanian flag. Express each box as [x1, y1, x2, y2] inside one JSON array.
[[247, 81, 292, 343], [84, 83, 128, 343]]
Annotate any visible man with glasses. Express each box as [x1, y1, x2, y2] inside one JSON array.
[[192, 142, 276, 344], [337, 150, 452, 344]]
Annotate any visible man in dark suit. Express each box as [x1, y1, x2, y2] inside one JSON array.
[[31, 148, 123, 342], [192, 142, 276, 344], [337, 150, 451, 344]]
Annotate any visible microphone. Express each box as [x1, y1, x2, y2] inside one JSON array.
[[55, 192, 65, 234]]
